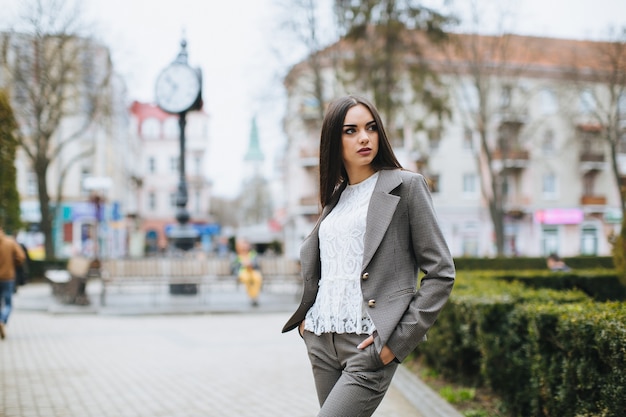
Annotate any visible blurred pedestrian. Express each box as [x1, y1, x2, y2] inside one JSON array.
[[0, 226, 26, 339], [233, 238, 263, 306], [282, 95, 455, 417], [547, 253, 571, 271], [14, 242, 31, 293]]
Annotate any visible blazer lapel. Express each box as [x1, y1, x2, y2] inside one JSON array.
[[362, 170, 402, 269]]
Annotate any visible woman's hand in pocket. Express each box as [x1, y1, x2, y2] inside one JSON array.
[[357, 336, 396, 365]]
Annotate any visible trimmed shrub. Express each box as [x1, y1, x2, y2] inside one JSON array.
[[415, 272, 625, 416]]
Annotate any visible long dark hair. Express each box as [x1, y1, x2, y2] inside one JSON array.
[[319, 95, 402, 207]]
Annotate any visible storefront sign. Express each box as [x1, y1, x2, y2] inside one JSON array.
[[534, 208, 583, 225]]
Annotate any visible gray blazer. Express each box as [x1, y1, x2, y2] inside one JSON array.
[[282, 169, 455, 362]]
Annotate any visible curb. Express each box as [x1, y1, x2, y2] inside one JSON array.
[[393, 365, 464, 417]]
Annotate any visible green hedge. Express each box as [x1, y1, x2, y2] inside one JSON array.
[[454, 256, 614, 271], [494, 270, 626, 301], [415, 273, 626, 417]]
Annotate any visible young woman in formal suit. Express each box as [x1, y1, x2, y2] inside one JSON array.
[[282, 95, 456, 417]]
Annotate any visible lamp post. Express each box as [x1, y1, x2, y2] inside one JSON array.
[[155, 39, 203, 295], [155, 39, 203, 252]]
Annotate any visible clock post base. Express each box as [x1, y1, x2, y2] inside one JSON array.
[[167, 224, 200, 295]]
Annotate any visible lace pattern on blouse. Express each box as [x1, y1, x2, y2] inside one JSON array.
[[304, 172, 379, 335]]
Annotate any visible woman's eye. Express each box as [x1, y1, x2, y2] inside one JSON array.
[[344, 128, 355, 134], [367, 124, 377, 131]]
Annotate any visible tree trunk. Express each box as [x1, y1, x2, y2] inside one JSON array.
[[35, 161, 54, 259]]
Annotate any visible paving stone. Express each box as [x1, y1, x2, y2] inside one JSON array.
[[1, 284, 461, 417]]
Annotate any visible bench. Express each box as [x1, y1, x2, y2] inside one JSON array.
[[44, 256, 95, 305], [258, 257, 302, 297], [99, 257, 234, 306], [99, 256, 302, 305]]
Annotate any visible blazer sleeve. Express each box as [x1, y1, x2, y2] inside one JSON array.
[[385, 174, 455, 362]]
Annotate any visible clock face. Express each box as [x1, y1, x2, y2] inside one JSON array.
[[155, 63, 201, 114]]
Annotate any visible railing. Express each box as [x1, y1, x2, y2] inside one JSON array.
[[99, 256, 302, 305], [580, 195, 607, 205]]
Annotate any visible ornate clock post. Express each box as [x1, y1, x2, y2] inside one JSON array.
[[155, 39, 203, 253]]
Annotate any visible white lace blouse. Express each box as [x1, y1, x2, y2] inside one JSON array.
[[304, 172, 379, 336]]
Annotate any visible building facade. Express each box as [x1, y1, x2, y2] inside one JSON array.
[[1, 31, 134, 259], [282, 33, 626, 259], [128, 102, 216, 255]]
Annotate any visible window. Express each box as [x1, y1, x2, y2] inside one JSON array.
[[581, 226, 598, 255], [619, 92, 626, 116], [148, 157, 156, 174], [194, 156, 202, 175], [462, 222, 479, 256], [428, 128, 441, 151], [500, 85, 512, 109], [579, 90, 596, 115], [194, 190, 201, 214], [163, 118, 179, 138], [542, 129, 555, 155], [170, 192, 178, 209], [148, 192, 156, 211], [542, 173, 557, 199], [541, 226, 559, 256], [502, 176, 510, 197], [462, 237, 479, 257], [619, 132, 626, 153], [170, 157, 179, 173], [582, 172, 595, 196], [462, 81, 479, 111], [463, 173, 478, 196], [463, 128, 474, 150], [142, 118, 160, 139], [26, 171, 37, 196], [80, 168, 91, 197], [540, 88, 558, 115]]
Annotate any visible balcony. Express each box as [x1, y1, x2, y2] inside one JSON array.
[[491, 149, 530, 171], [503, 196, 531, 219], [580, 195, 607, 206], [579, 152, 606, 173]]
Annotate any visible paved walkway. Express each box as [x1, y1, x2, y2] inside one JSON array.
[[1, 283, 463, 417]]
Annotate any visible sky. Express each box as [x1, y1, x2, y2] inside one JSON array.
[[1, 0, 625, 198]]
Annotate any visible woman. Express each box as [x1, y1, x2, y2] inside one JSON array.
[[282, 95, 455, 416], [233, 238, 263, 306]]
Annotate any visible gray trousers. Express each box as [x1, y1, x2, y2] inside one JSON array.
[[303, 331, 399, 417]]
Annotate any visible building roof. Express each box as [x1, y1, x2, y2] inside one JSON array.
[[285, 31, 625, 87]]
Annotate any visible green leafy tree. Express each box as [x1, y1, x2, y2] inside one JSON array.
[[333, 0, 455, 146], [0, 89, 21, 233]]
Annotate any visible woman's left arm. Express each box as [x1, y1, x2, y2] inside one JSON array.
[[386, 174, 455, 362]]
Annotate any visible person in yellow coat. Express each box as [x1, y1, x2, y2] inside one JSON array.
[[233, 238, 263, 306]]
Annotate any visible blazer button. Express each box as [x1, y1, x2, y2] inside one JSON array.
[[368, 299, 376, 308], [362, 272, 369, 280]]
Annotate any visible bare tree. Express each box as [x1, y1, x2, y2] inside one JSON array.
[[0, 0, 113, 259], [275, 0, 340, 124], [440, 0, 534, 256], [569, 27, 626, 279]]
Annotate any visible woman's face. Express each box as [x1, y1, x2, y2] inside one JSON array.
[[341, 104, 379, 179]]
